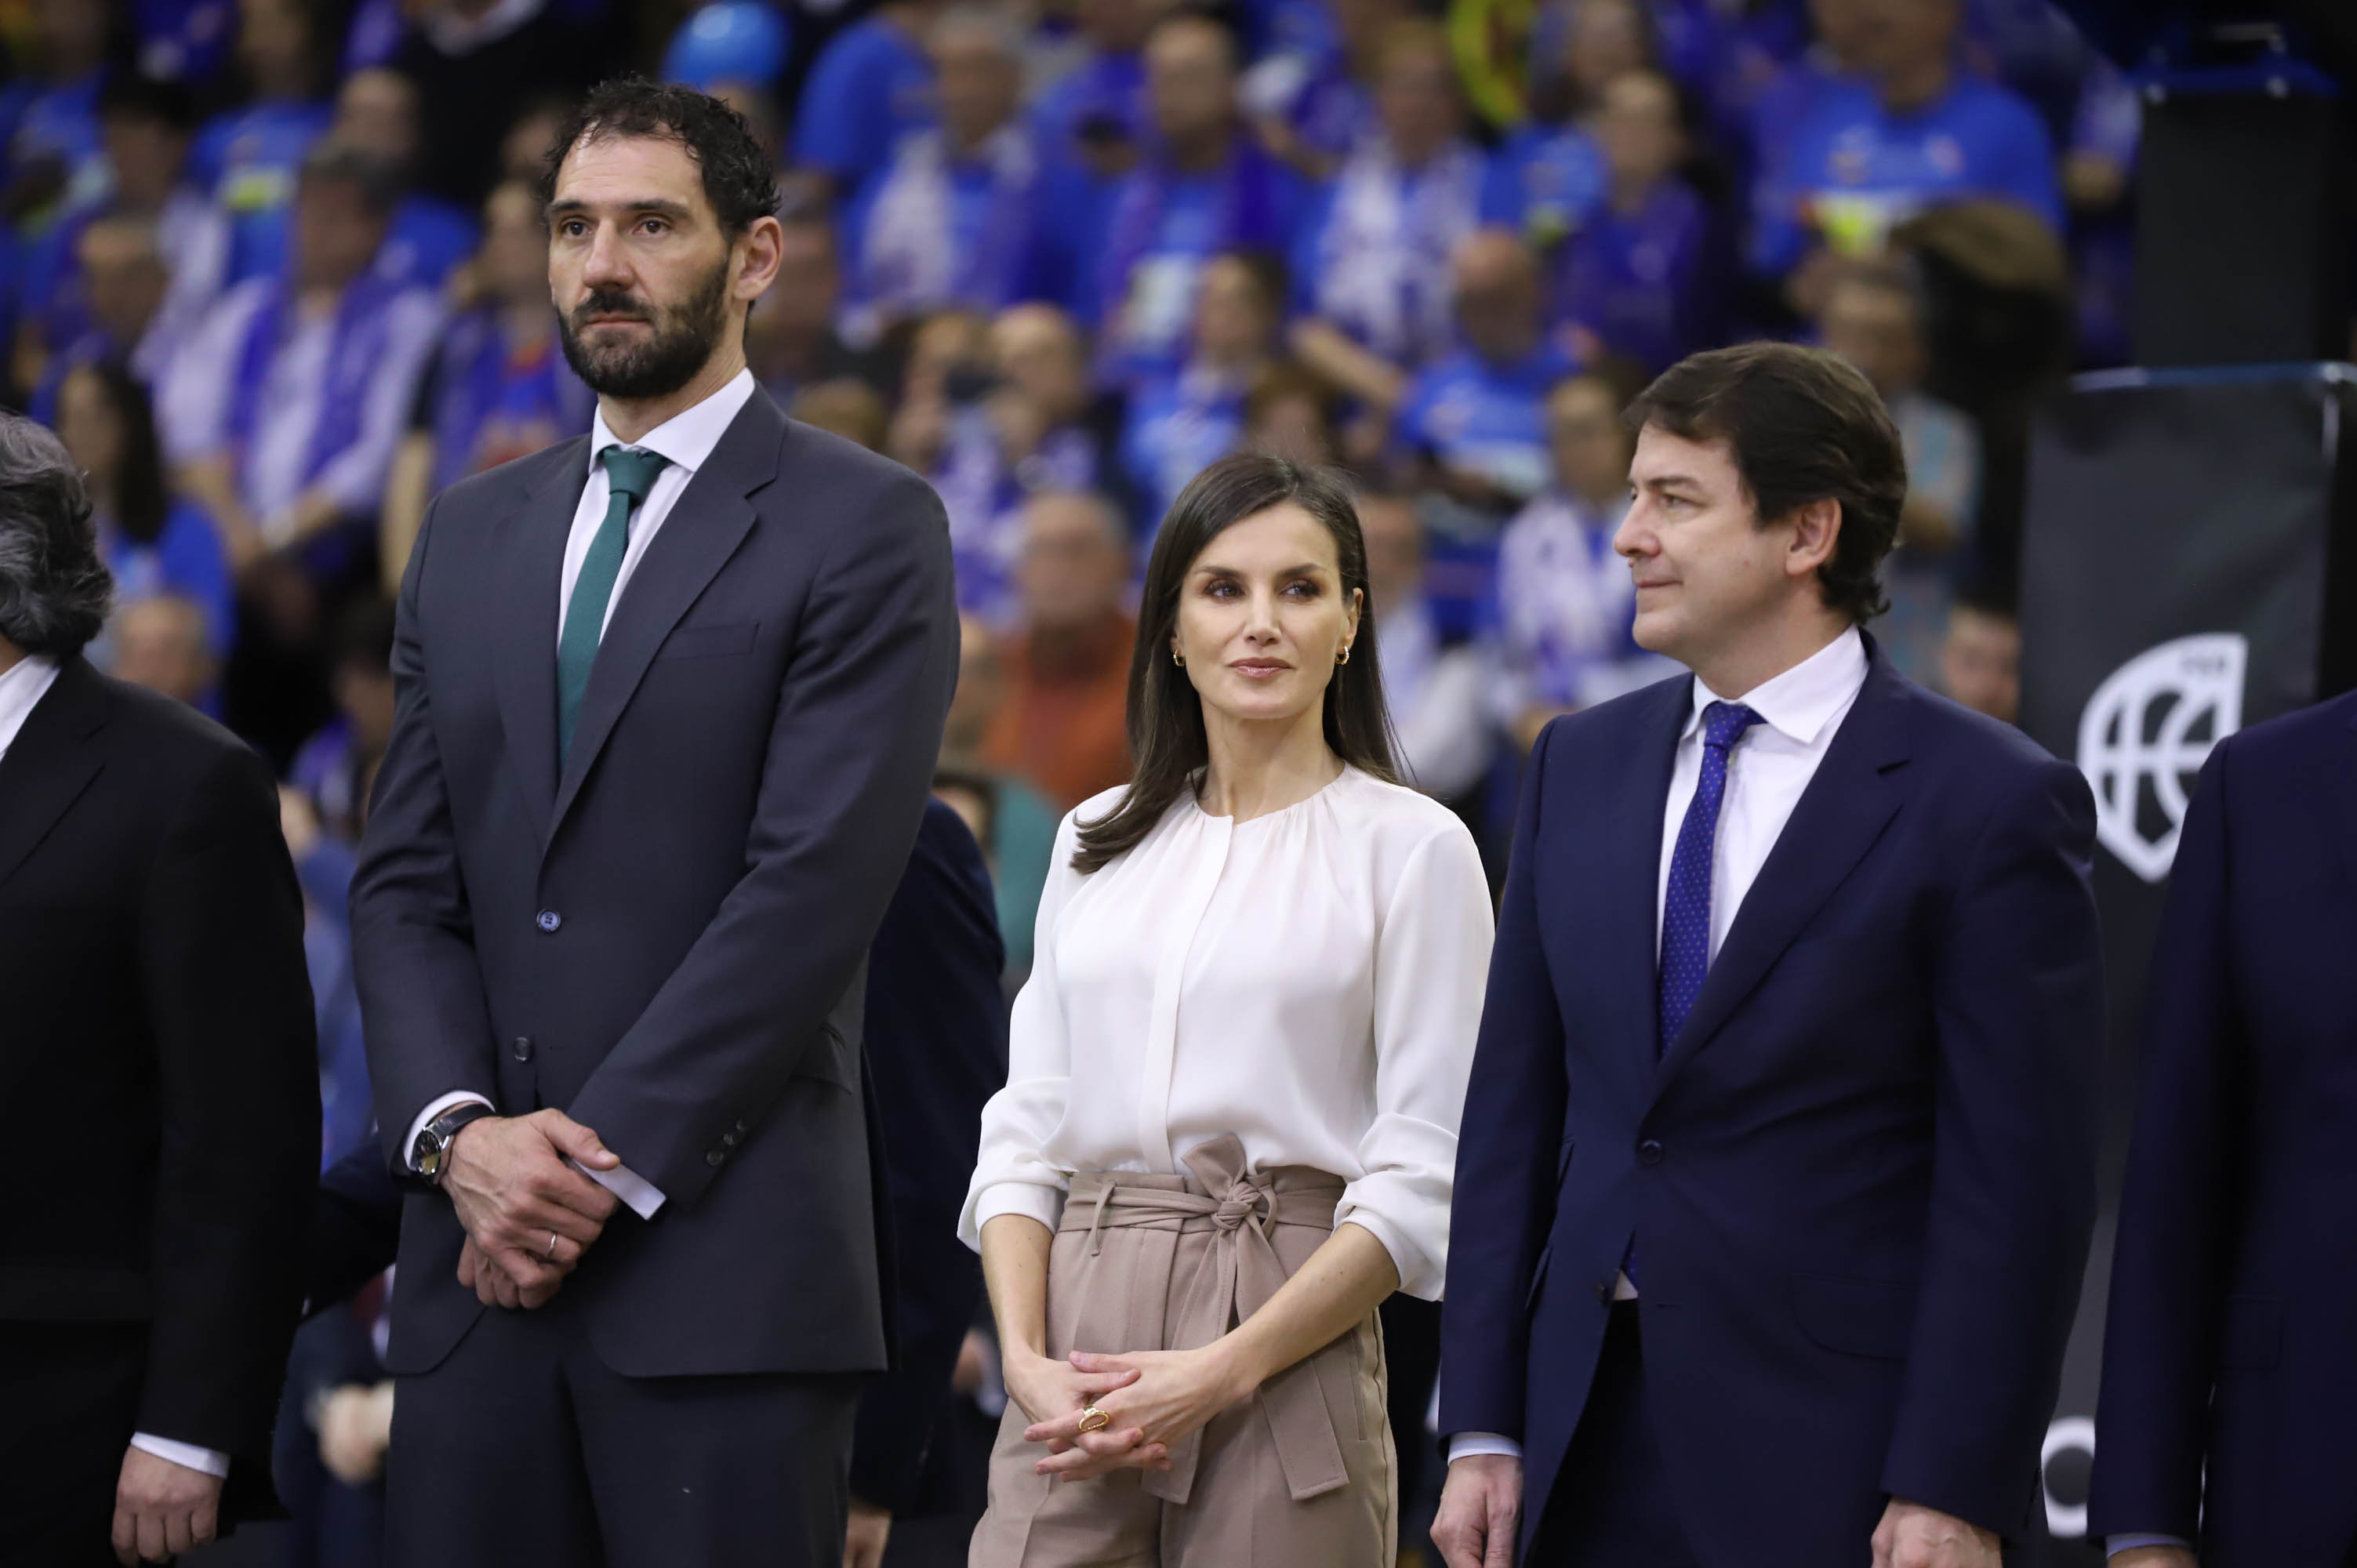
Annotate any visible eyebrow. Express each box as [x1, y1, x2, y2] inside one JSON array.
[[1192, 561, 1333, 577], [1637, 473, 1704, 493], [545, 196, 697, 223]]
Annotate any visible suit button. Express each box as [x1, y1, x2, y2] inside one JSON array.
[[1594, 1279, 1615, 1305], [706, 1149, 725, 1167], [721, 1131, 739, 1149], [536, 910, 562, 933], [1637, 1139, 1664, 1167], [511, 1036, 534, 1062], [734, 1119, 748, 1133]]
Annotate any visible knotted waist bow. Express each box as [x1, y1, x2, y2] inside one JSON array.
[[1059, 1134, 1353, 1507]]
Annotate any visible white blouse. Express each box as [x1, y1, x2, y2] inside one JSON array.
[[959, 765, 1495, 1300]]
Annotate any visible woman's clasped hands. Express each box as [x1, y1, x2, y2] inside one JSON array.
[[1006, 1341, 1258, 1482]]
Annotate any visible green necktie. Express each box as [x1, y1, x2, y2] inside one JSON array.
[[557, 445, 671, 764]]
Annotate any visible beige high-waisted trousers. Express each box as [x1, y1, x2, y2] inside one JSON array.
[[968, 1134, 1396, 1568]]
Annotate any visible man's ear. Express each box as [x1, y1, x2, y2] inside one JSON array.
[[733, 215, 784, 304], [1785, 496, 1843, 583]]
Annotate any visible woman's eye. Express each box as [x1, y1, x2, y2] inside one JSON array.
[[1203, 580, 1239, 599], [1284, 581, 1320, 599]]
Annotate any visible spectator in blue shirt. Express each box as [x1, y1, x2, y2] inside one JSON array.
[[1088, 12, 1297, 385], [329, 68, 480, 290], [192, 0, 337, 287], [1556, 69, 1716, 372], [1486, 369, 1669, 754], [55, 355, 238, 668], [1240, 0, 1404, 180], [1482, 0, 1650, 251], [0, 0, 113, 238], [846, 6, 1041, 337], [1120, 249, 1285, 535], [793, 0, 946, 206], [1292, 19, 1490, 413], [1744, 0, 1870, 208], [24, 216, 177, 427], [1751, 0, 2059, 309], [1028, 0, 1158, 180], [1395, 230, 1578, 511]]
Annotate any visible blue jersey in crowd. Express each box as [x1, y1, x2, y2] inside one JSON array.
[[1396, 341, 1581, 502], [192, 98, 334, 286], [1481, 122, 1608, 250], [0, 72, 107, 220], [379, 195, 478, 290], [103, 499, 238, 660], [794, 16, 936, 204], [846, 129, 1041, 325], [1030, 49, 1149, 173], [1751, 73, 2061, 278], [1556, 179, 1715, 373], [1120, 365, 1249, 539], [1093, 138, 1298, 384]]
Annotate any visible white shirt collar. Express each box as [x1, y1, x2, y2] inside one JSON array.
[[1686, 625, 1869, 748], [0, 652, 63, 762], [587, 368, 758, 481]]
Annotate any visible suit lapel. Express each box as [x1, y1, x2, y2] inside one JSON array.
[[490, 438, 587, 849], [547, 394, 783, 842], [1654, 646, 1913, 1091], [0, 658, 111, 894], [1575, 677, 1689, 1069]]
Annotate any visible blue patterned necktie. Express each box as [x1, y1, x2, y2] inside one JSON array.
[[1658, 700, 1764, 1053], [557, 445, 670, 764]]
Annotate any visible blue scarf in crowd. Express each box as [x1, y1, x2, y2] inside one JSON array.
[[225, 269, 405, 502], [1096, 135, 1289, 361]]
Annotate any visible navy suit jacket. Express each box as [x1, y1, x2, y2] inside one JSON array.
[[352, 390, 959, 1378], [2088, 690, 2357, 1565], [1440, 638, 2104, 1565]]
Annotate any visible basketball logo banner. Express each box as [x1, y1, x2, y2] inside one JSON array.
[[2075, 633, 2248, 884]]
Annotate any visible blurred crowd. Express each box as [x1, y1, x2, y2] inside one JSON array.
[[1, 0, 2105, 1554]]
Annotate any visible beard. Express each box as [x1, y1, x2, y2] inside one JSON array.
[[558, 259, 732, 400]]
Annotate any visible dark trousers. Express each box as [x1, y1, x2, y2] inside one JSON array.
[[1528, 1302, 1703, 1568], [383, 1290, 862, 1568], [0, 1322, 147, 1567]]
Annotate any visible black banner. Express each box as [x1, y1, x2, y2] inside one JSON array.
[[2014, 364, 2357, 1561]]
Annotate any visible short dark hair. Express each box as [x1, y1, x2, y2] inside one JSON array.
[[0, 415, 113, 658], [300, 140, 405, 216], [1073, 452, 1397, 874], [539, 76, 781, 239], [1626, 342, 1907, 624], [97, 71, 198, 133]]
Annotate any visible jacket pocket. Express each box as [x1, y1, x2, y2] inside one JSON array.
[[656, 620, 759, 660], [1790, 1272, 1918, 1360], [2217, 1293, 2283, 1371]]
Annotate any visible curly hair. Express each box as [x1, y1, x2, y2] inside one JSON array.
[[0, 415, 113, 658], [537, 76, 781, 238]]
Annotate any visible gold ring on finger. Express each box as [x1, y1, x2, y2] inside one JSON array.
[[1077, 1405, 1110, 1435]]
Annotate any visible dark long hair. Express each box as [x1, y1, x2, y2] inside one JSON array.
[[1071, 453, 1398, 874], [71, 358, 171, 546]]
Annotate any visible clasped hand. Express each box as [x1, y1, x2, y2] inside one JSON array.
[[1006, 1344, 1254, 1481], [443, 1109, 621, 1308]]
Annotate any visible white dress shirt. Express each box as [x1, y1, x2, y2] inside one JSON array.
[[403, 369, 761, 1221], [961, 766, 1495, 1300], [0, 652, 229, 1479], [1450, 628, 1871, 1466], [0, 652, 60, 760]]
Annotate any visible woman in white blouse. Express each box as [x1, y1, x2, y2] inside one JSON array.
[[961, 452, 1494, 1565]]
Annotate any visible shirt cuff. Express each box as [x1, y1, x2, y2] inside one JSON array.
[[1448, 1432, 1524, 1464], [576, 1156, 664, 1220], [404, 1091, 494, 1173], [968, 1180, 1066, 1247], [129, 1434, 230, 1479], [2107, 1537, 2192, 1558]]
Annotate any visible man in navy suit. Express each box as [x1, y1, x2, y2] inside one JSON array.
[[1433, 342, 2104, 1568], [2089, 692, 2357, 1568]]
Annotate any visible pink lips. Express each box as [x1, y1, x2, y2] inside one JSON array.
[[1230, 660, 1291, 678]]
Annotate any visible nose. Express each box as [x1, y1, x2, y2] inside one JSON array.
[[581, 221, 634, 292], [1612, 499, 1651, 561], [1243, 585, 1281, 643]]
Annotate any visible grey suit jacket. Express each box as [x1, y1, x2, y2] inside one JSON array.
[[352, 388, 958, 1378]]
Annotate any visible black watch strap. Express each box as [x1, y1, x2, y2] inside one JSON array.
[[414, 1102, 495, 1181]]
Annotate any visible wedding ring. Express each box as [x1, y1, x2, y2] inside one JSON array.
[[546, 1232, 560, 1260], [1077, 1405, 1111, 1435]]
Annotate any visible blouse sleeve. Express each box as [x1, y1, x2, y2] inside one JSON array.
[[1335, 818, 1497, 1300], [957, 807, 1084, 1250]]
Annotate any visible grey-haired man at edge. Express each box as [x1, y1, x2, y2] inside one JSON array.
[[350, 79, 958, 1568]]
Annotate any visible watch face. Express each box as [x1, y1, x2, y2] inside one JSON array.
[[416, 1134, 443, 1177]]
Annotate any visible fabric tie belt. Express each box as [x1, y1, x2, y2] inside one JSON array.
[[1060, 1134, 1352, 1507]]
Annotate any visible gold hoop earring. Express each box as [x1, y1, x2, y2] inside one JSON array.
[[1172, 648, 1185, 666], [1337, 645, 1351, 666]]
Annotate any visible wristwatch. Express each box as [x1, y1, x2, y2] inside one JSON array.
[[412, 1102, 495, 1182]]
